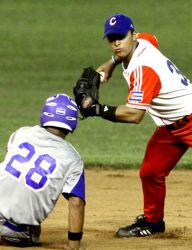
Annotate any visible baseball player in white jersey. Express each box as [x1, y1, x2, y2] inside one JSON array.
[[0, 93, 85, 249], [82, 13, 192, 237]]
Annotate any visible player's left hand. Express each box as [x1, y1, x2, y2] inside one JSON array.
[[79, 103, 102, 118], [73, 67, 101, 119]]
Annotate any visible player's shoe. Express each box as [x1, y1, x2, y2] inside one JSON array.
[[116, 214, 165, 237], [1, 235, 42, 247], [0, 220, 41, 247]]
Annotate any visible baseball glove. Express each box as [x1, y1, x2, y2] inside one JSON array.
[[73, 67, 101, 118]]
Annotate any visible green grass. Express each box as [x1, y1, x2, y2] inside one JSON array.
[[0, 0, 192, 168]]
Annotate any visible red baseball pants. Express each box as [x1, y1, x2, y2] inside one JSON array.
[[140, 115, 192, 222]]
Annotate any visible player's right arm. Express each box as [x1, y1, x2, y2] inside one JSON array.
[[67, 196, 85, 250], [62, 157, 85, 250], [96, 55, 122, 82]]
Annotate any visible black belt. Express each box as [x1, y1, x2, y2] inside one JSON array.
[[167, 114, 192, 130]]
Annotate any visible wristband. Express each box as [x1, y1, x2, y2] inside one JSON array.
[[100, 104, 117, 122], [68, 231, 83, 241]]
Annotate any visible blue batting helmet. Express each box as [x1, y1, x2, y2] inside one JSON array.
[[40, 93, 78, 132]]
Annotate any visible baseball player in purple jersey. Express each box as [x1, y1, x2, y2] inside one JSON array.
[[0, 93, 85, 249]]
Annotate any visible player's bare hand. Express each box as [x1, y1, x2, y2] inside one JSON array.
[[96, 59, 116, 82], [64, 244, 86, 250]]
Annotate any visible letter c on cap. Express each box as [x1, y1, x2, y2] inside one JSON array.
[[110, 17, 116, 26]]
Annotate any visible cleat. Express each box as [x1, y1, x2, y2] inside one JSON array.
[[116, 214, 165, 238], [1, 236, 41, 247]]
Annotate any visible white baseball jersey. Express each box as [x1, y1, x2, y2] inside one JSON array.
[[0, 125, 85, 225], [123, 33, 192, 126]]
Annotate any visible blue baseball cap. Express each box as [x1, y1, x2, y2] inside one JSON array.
[[103, 13, 135, 38]]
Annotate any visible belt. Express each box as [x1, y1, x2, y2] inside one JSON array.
[[167, 114, 192, 130]]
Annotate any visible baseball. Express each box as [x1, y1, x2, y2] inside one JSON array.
[[99, 71, 105, 83]]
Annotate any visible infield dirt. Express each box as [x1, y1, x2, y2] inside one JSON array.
[[1, 169, 192, 250]]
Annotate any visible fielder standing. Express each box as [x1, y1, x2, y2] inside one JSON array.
[[0, 93, 85, 249], [80, 13, 192, 237]]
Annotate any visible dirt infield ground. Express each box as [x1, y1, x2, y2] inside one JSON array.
[[1, 169, 192, 250]]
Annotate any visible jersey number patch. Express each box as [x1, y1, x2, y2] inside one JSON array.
[[167, 60, 188, 86], [5, 142, 56, 190]]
